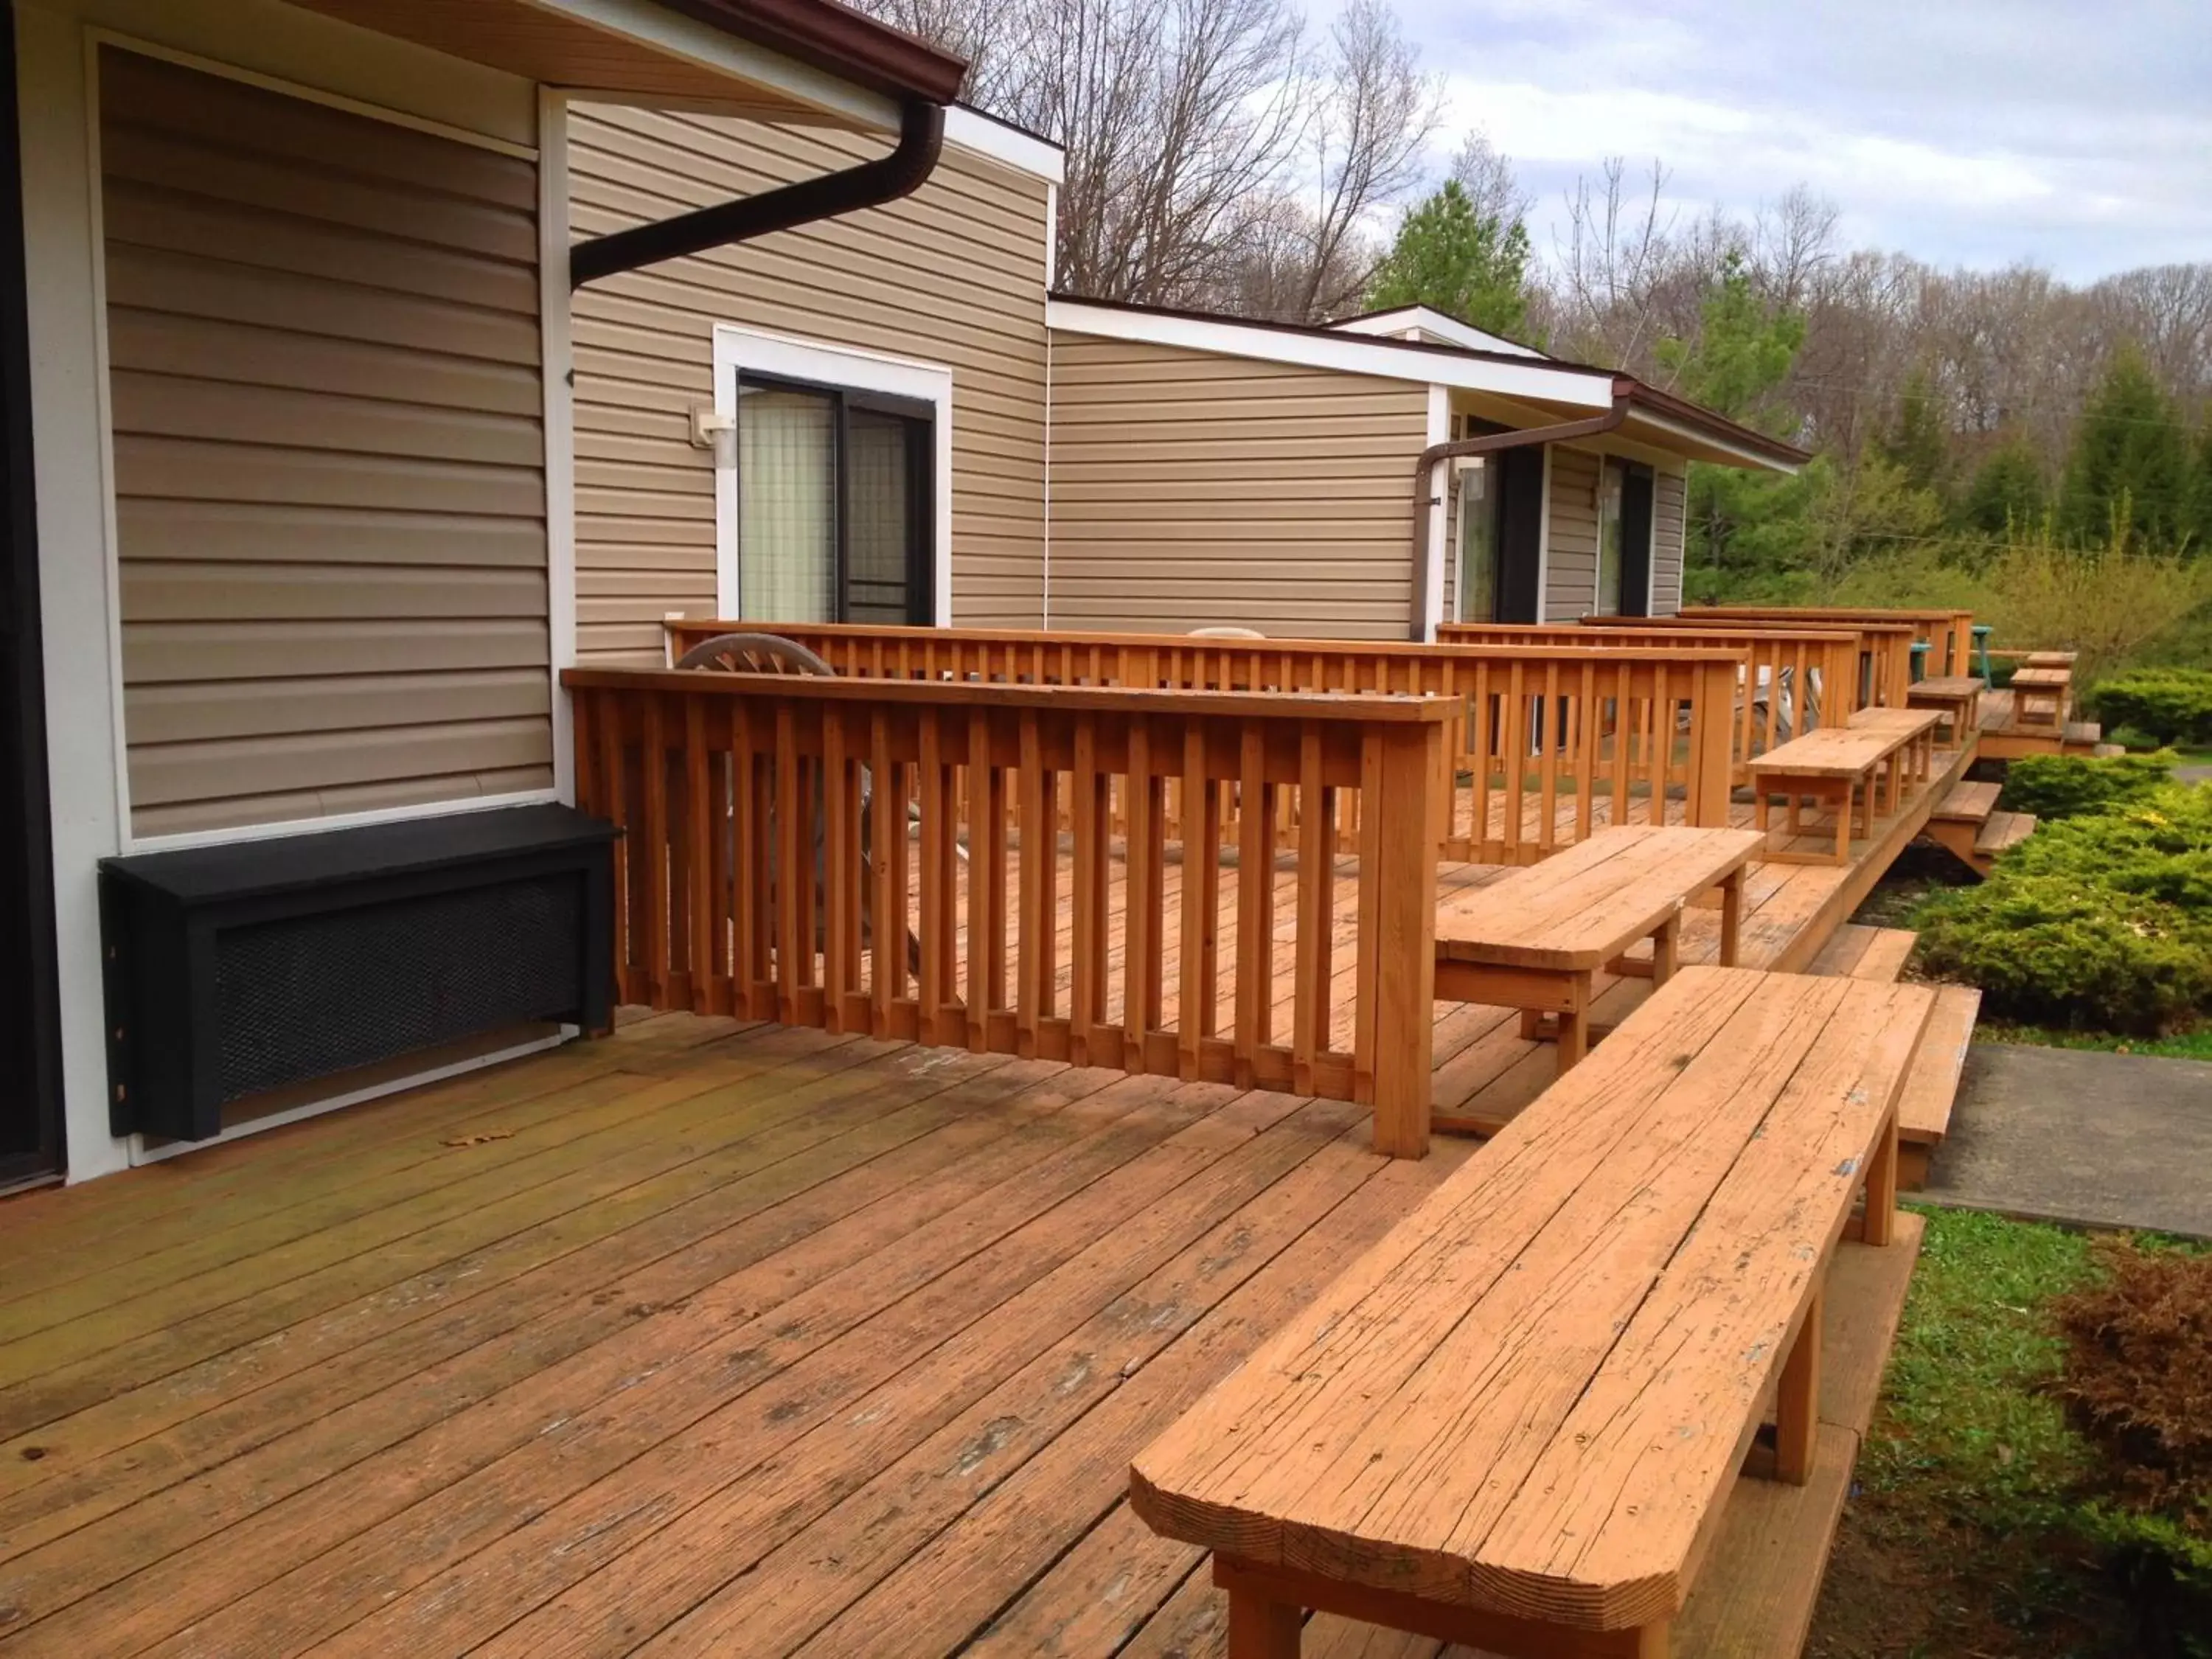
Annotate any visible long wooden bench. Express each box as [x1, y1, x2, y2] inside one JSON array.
[[1749, 709, 1940, 866], [1433, 825, 1764, 1079], [1130, 967, 1933, 1659]]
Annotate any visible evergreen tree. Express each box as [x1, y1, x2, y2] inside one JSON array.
[[2060, 344, 2191, 545], [1879, 368, 1951, 503], [1658, 253, 1807, 581], [1654, 251, 1805, 430], [1364, 179, 1533, 341], [1959, 436, 2048, 537]]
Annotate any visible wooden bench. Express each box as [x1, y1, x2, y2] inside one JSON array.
[[1130, 967, 1933, 1659], [1433, 826, 1764, 1077], [2010, 664, 2072, 730], [1749, 710, 1939, 866], [1905, 673, 1982, 744]]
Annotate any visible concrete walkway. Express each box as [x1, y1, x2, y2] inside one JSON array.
[[1927, 1042, 2212, 1237]]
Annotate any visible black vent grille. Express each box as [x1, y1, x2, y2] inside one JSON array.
[[211, 874, 582, 1102]]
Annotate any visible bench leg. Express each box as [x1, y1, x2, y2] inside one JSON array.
[[1556, 978, 1591, 1072], [1718, 869, 1744, 966], [1650, 913, 1680, 987], [1832, 783, 1852, 866], [1775, 1285, 1823, 1486], [1863, 1107, 1899, 1247], [1227, 1584, 1304, 1658]]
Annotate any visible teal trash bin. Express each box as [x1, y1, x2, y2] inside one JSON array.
[[1972, 623, 1994, 688], [1908, 641, 1930, 684]]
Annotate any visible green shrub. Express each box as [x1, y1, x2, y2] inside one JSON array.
[[1918, 785, 2212, 1032], [2003, 751, 2177, 819], [1916, 874, 2212, 1034], [2088, 667, 2212, 748]]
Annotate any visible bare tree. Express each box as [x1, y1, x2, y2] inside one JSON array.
[[1448, 130, 1530, 230], [1290, 0, 1439, 320], [1554, 158, 1677, 369]]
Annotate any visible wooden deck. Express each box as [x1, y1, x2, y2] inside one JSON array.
[[0, 745, 1969, 1658]]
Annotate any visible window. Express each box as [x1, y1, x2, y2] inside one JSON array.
[[712, 327, 952, 625], [1455, 456, 1502, 622], [734, 374, 933, 625]]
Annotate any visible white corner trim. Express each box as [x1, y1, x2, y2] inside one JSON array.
[[530, 0, 899, 131], [945, 105, 1065, 184], [128, 1030, 568, 1167], [709, 323, 956, 625], [1046, 299, 1611, 408], [539, 88, 577, 805], [1334, 306, 1548, 360], [1534, 444, 1554, 623], [1043, 183, 1058, 290], [1417, 383, 1449, 642]]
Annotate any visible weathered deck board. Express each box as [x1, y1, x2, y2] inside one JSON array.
[[0, 751, 1959, 1655]]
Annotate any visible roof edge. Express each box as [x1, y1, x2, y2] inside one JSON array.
[[649, 0, 967, 105]]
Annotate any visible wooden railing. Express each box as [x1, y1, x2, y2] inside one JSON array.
[[658, 621, 1740, 865], [565, 668, 1450, 1155], [1585, 612, 1920, 709], [1439, 620, 1862, 779], [1682, 607, 1975, 685]]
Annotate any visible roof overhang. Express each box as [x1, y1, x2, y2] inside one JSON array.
[[283, 0, 965, 130], [1330, 305, 1548, 361], [1614, 383, 1809, 471], [1048, 296, 1615, 411]]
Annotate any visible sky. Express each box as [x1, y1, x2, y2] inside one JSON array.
[[1408, 0, 2212, 282]]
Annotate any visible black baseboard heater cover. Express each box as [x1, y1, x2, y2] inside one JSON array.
[[100, 804, 616, 1143]]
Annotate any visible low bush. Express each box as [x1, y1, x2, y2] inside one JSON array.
[[2003, 751, 2177, 819], [2087, 667, 2212, 748], [1916, 784, 2212, 1033]]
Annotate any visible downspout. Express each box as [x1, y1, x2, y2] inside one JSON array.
[[1409, 390, 1630, 639], [569, 100, 945, 287]]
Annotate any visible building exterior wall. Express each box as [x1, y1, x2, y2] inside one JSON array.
[[1046, 334, 1430, 639], [1543, 444, 1601, 622], [1653, 465, 1688, 615], [103, 47, 552, 838], [567, 106, 1051, 659]]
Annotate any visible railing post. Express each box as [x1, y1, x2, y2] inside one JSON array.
[[1688, 657, 1737, 827], [1358, 714, 1441, 1158]]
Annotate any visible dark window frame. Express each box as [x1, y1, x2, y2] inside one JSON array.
[[731, 368, 936, 626]]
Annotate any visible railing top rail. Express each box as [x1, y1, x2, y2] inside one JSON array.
[[1620, 613, 1922, 638], [563, 667, 1461, 723], [656, 619, 1742, 669], [1684, 605, 1966, 625], [1481, 620, 1866, 642]]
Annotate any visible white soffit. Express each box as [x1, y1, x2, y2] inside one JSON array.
[[1046, 299, 1613, 408], [943, 105, 1064, 183]]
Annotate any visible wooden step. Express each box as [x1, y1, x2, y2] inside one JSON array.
[[1932, 781, 1999, 825], [1897, 985, 1980, 1188], [1805, 923, 1882, 978], [1975, 810, 2037, 858], [1851, 929, 1916, 983], [2092, 742, 2127, 758]]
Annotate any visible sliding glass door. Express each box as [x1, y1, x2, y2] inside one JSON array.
[[734, 372, 933, 625]]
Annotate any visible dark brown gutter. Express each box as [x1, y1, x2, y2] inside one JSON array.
[[1408, 399, 1629, 641], [571, 99, 945, 288], [652, 0, 967, 105]]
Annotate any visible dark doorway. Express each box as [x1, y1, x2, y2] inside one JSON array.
[[1619, 462, 1656, 617], [1495, 445, 1545, 624], [0, 0, 65, 1186]]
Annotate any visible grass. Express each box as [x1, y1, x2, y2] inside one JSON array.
[[1810, 1208, 2144, 1656], [1980, 1023, 2212, 1061]]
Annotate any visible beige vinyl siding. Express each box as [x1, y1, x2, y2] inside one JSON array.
[[1653, 467, 1688, 615], [103, 47, 549, 838], [1543, 445, 1601, 622], [568, 108, 1051, 659], [1047, 336, 1429, 639]]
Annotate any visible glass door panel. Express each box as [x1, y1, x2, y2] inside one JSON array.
[[736, 383, 838, 623]]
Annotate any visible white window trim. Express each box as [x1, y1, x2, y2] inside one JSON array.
[[710, 323, 956, 627]]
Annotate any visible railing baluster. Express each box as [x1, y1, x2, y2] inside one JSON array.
[[1292, 723, 1330, 1097], [641, 692, 669, 1008], [684, 696, 712, 1014], [1234, 724, 1276, 1088], [1178, 723, 1220, 1079], [1070, 711, 1108, 1065], [1124, 716, 1164, 1073]]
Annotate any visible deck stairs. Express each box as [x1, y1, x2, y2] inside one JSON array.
[[1925, 779, 2037, 877], [1806, 922, 1979, 1191]]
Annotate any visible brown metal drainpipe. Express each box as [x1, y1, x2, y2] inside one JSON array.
[[570, 100, 945, 288], [1409, 393, 1630, 639]]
